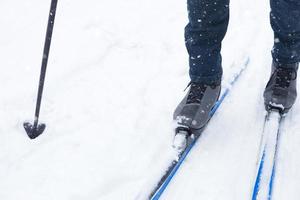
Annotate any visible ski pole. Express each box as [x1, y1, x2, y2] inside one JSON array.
[[24, 0, 58, 139]]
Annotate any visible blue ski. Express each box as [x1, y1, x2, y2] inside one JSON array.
[[251, 110, 284, 200], [149, 58, 250, 200]]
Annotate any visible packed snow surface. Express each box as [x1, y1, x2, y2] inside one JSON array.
[[1, 0, 300, 200]]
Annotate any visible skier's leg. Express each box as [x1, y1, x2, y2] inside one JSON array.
[[270, 0, 300, 65], [264, 0, 300, 112], [185, 0, 230, 85], [173, 0, 230, 130]]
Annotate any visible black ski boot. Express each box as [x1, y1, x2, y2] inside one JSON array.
[[173, 81, 221, 132], [263, 61, 299, 113]]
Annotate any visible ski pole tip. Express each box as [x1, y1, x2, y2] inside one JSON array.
[[23, 122, 46, 139]]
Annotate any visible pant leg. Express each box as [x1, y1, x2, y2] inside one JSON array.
[[270, 0, 300, 65], [185, 0, 230, 84]]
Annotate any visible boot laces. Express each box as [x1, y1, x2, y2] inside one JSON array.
[[274, 67, 297, 88], [186, 82, 207, 104]]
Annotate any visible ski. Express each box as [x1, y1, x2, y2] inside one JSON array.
[[148, 58, 250, 200], [251, 110, 284, 200]]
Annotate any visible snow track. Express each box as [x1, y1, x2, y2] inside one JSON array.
[[0, 0, 300, 200]]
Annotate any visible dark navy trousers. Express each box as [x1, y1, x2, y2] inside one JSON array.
[[185, 0, 300, 84]]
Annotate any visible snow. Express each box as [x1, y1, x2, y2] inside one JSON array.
[[173, 131, 188, 153], [0, 0, 300, 200]]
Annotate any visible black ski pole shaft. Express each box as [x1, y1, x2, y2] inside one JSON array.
[[24, 0, 58, 139], [34, 0, 58, 127]]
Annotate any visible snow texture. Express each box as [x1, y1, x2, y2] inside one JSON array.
[[0, 0, 300, 200]]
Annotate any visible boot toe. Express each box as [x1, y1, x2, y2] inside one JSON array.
[[264, 89, 296, 112], [174, 104, 210, 129]]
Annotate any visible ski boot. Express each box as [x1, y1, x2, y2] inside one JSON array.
[[264, 61, 299, 114], [173, 81, 221, 151]]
